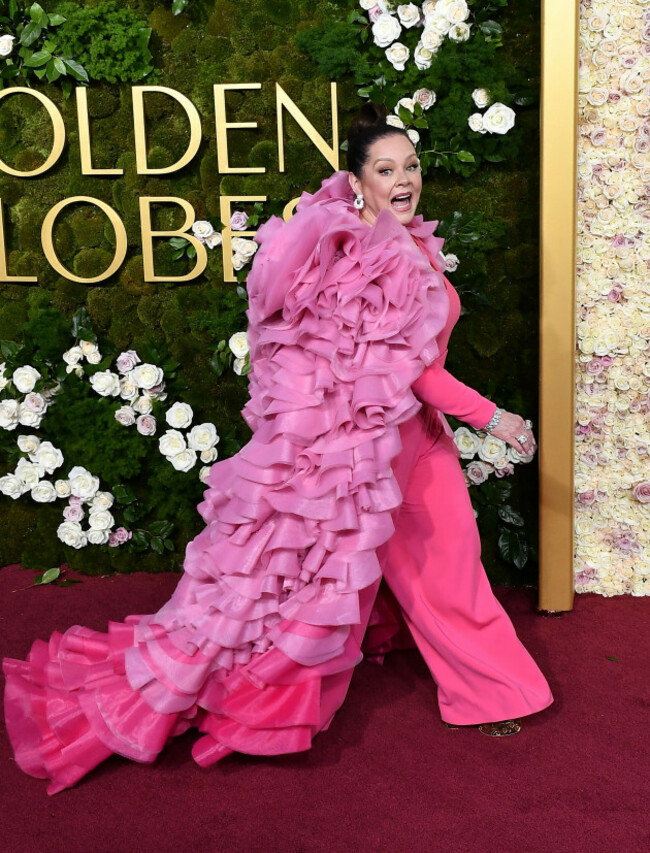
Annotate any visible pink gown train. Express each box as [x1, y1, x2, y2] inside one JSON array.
[[2, 172, 552, 794]]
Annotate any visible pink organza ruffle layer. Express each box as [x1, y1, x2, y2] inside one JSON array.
[[3, 172, 450, 794]]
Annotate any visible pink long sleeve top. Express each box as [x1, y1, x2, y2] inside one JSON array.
[[411, 250, 497, 431]]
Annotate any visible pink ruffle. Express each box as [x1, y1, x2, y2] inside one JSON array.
[[3, 171, 450, 794]]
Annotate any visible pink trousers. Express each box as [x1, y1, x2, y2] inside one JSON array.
[[371, 408, 553, 725]]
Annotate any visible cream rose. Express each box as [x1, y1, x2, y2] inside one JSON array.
[[386, 114, 405, 129], [413, 88, 436, 110], [229, 331, 250, 359], [55, 479, 71, 498], [482, 103, 516, 134], [449, 22, 471, 41], [188, 422, 219, 452], [233, 357, 247, 376], [406, 128, 420, 145], [119, 376, 139, 401], [454, 427, 481, 459], [169, 448, 198, 472], [414, 43, 434, 70], [12, 365, 41, 393], [57, 521, 87, 549], [15, 458, 44, 488], [159, 429, 187, 457], [17, 434, 40, 454], [468, 112, 486, 133], [90, 370, 121, 397], [421, 27, 444, 50], [68, 466, 100, 501], [395, 97, 415, 115], [232, 253, 247, 271], [165, 402, 193, 429], [131, 363, 164, 390], [372, 13, 402, 48], [478, 435, 508, 464], [92, 491, 114, 511], [0, 34, 15, 57], [231, 237, 257, 259], [200, 447, 219, 464], [31, 481, 57, 503], [88, 509, 114, 531], [0, 474, 26, 499], [133, 395, 153, 415], [472, 88, 491, 108], [80, 340, 99, 359], [205, 232, 223, 250], [63, 346, 83, 365], [88, 529, 110, 545], [192, 220, 215, 240], [199, 466, 212, 484]]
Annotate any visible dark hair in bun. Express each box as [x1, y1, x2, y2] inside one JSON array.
[[346, 102, 412, 178]]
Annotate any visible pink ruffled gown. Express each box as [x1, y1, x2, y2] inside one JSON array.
[[2, 172, 552, 794]]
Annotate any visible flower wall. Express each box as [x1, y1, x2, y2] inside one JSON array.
[[575, 0, 650, 596]]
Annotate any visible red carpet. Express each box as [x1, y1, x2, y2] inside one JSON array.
[[1, 564, 647, 853]]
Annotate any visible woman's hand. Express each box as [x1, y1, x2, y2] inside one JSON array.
[[489, 410, 536, 456]]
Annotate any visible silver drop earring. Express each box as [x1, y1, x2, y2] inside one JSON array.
[[354, 192, 364, 210]]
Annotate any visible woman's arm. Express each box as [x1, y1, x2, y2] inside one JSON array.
[[411, 360, 496, 430]]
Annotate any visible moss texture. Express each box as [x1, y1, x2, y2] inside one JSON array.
[[0, 1, 540, 584]]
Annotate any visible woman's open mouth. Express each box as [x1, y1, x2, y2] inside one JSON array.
[[391, 192, 412, 212]]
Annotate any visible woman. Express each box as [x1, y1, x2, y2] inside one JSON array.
[[3, 106, 552, 795]]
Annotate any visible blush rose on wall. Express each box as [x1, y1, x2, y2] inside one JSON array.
[[575, 0, 650, 597]]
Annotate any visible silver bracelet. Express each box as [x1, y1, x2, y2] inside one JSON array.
[[484, 407, 504, 433]]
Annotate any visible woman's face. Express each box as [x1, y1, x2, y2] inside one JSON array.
[[348, 133, 422, 228]]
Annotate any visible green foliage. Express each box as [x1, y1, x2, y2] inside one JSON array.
[[51, 1, 154, 84]]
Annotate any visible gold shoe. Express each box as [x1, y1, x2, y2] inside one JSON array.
[[477, 719, 521, 737]]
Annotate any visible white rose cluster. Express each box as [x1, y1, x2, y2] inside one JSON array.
[[0, 364, 55, 431], [228, 331, 251, 376], [360, 0, 471, 72], [574, 1, 650, 595], [191, 220, 223, 250], [453, 426, 533, 487], [467, 91, 516, 136]]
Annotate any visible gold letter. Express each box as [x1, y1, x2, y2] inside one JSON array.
[[276, 82, 338, 173], [213, 84, 265, 174], [76, 88, 124, 176], [0, 87, 65, 177], [219, 196, 266, 283], [283, 198, 300, 221], [139, 197, 207, 282], [0, 201, 37, 283], [133, 86, 202, 175], [41, 197, 127, 284]]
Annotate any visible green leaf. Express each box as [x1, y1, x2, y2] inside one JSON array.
[[35, 567, 61, 585], [498, 528, 529, 569], [47, 13, 66, 26], [149, 520, 174, 538], [606, 656, 618, 662], [45, 58, 61, 82], [53, 56, 66, 75], [498, 505, 525, 526], [457, 150, 476, 163], [131, 529, 148, 548], [163, 539, 174, 551], [172, 0, 188, 13], [113, 484, 136, 504], [20, 21, 42, 47], [483, 152, 507, 163], [1, 340, 21, 359], [480, 20, 503, 37], [23, 49, 51, 67], [150, 536, 164, 555], [62, 57, 89, 83], [187, 245, 196, 259]]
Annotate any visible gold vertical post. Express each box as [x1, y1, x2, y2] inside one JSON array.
[[538, 0, 579, 611]]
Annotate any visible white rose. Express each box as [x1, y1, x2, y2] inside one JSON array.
[[159, 429, 187, 457], [17, 403, 42, 428], [24, 392, 47, 413], [231, 252, 247, 271], [445, 0, 470, 24], [136, 415, 157, 436], [233, 357, 247, 376], [86, 350, 102, 365], [133, 395, 153, 415], [468, 112, 486, 133], [200, 447, 219, 463], [91, 491, 114, 510], [165, 402, 193, 429], [506, 446, 534, 464], [422, 0, 437, 14], [15, 458, 44, 487], [31, 480, 57, 503], [54, 479, 71, 498], [131, 363, 164, 390], [63, 346, 83, 365], [386, 114, 405, 129], [119, 375, 139, 401], [199, 465, 212, 483], [57, 521, 87, 549], [414, 42, 434, 70], [372, 13, 402, 48], [482, 103, 516, 134], [443, 252, 460, 272], [205, 232, 223, 250], [17, 434, 40, 454], [188, 422, 219, 452], [228, 331, 250, 359], [449, 22, 471, 41], [192, 220, 215, 240], [115, 405, 136, 427], [397, 4, 420, 28], [466, 460, 492, 485], [80, 340, 99, 358], [33, 441, 64, 474], [88, 509, 114, 531], [68, 465, 100, 501], [413, 88, 436, 110], [421, 27, 444, 50], [406, 128, 420, 145], [472, 88, 491, 108], [0, 398, 19, 430], [169, 448, 198, 472], [12, 365, 41, 394], [0, 474, 26, 499], [231, 237, 257, 259], [454, 427, 481, 459], [88, 529, 110, 545], [395, 97, 415, 115], [90, 370, 121, 397], [478, 435, 508, 464], [0, 34, 16, 57]]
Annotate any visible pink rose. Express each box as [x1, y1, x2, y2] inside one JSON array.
[[590, 129, 607, 146], [63, 503, 84, 522], [116, 350, 141, 374], [633, 481, 650, 503], [136, 414, 156, 436], [494, 462, 515, 478], [608, 92, 621, 103], [108, 532, 120, 547], [24, 392, 47, 413], [586, 359, 603, 375], [577, 490, 595, 505], [607, 288, 622, 302], [229, 211, 249, 231], [69, 495, 82, 506], [466, 460, 492, 484], [369, 6, 382, 22], [114, 526, 132, 544], [115, 405, 136, 427]]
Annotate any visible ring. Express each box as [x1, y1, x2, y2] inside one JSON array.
[[517, 433, 528, 444], [524, 419, 533, 429]]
